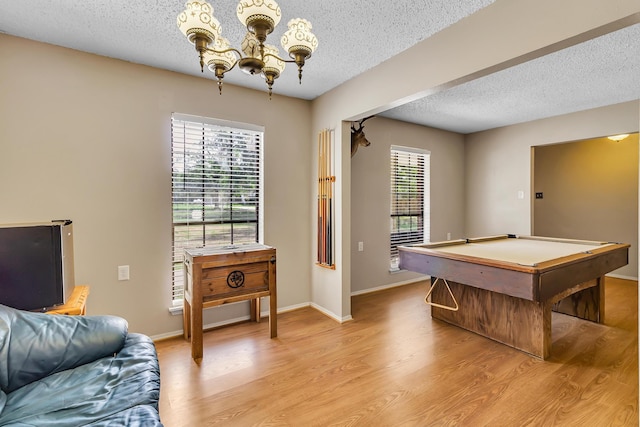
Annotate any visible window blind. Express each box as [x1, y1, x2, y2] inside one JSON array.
[[390, 146, 430, 270], [171, 114, 264, 303]]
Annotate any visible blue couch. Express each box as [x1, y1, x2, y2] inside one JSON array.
[[0, 304, 162, 426]]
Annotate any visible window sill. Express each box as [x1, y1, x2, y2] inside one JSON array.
[[168, 304, 183, 316]]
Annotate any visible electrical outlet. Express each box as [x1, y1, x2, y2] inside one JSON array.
[[118, 265, 130, 281]]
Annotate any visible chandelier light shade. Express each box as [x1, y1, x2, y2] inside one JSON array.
[[177, 1, 221, 43], [281, 18, 318, 55], [241, 33, 260, 58], [177, 1, 222, 71], [203, 36, 236, 94], [262, 44, 286, 93], [236, 0, 281, 39], [177, 0, 318, 98], [281, 18, 318, 83]]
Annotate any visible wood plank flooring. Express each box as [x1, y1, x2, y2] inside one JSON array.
[[156, 277, 638, 426]]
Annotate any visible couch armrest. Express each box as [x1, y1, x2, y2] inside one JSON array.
[[0, 304, 128, 393]]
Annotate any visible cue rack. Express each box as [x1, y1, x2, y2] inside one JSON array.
[[317, 128, 335, 268]]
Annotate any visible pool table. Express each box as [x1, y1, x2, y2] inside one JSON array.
[[398, 235, 629, 359]]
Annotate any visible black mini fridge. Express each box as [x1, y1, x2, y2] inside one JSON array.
[[0, 220, 75, 311]]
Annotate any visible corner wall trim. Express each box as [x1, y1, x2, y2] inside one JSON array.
[[310, 302, 353, 323]]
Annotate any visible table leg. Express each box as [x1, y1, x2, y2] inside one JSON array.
[[191, 299, 203, 361], [269, 257, 277, 339], [183, 299, 191, 340], [250, 298, 261, 322], [551, 277, 603, 323], [190, 265, 204, 362], [269, 294, 277, 339]]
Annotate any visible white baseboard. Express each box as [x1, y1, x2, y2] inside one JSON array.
[[155, 301, 313, 341], [152, 313, 252, 342], [350, 276, 429, 297], [309, 302, 353, 323]]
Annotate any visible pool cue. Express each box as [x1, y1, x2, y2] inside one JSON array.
[[319, 130, 325, 264], [327, 129, 332, 265], [317, 131, 322, 263], [322, 130, 327, 264]]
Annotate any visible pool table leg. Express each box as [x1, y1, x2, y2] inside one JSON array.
[[551, 277, 604, 323], [430, 279, 552, 359]]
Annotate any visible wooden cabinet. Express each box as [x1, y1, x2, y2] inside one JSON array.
[[183, 244, 277, 361]]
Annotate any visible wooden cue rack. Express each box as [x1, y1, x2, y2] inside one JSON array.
[[317, 128, 335, 268]]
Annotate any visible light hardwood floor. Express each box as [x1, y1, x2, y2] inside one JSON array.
[[156, 277, 638, 426]]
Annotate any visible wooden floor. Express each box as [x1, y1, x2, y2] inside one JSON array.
[[156, 277, 638, 426]]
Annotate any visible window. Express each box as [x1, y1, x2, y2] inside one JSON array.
[[390, 146, 430, 270], [171, 114, 264, 304]]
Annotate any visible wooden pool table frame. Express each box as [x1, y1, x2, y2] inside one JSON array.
[[398, 235, 630, 359]]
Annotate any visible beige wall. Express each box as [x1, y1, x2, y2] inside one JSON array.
[[465, 101, 639, 278], [0, 34, 313, 337], [533, 134, 638, 278], [350, 117, 465, 293]]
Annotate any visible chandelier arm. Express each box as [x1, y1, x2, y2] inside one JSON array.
[[205, 46, 242, 58], [263, 52, 308, 84], [262, 53, 294, 63], [203, 46, 242, 72]]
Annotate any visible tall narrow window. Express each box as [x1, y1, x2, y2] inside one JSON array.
[[171, 114, 264, 304], [390, 146, 430, 270]]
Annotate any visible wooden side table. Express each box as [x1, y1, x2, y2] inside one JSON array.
[[183, 244, 277, 361], [45, 285, 90, 315]]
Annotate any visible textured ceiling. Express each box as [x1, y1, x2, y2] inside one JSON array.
[[1, 1, 638, 134], [380, 23, 640, 133], [0, 0, 495, 100]]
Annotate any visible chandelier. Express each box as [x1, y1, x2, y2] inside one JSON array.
[[177, 0, 318, 97]]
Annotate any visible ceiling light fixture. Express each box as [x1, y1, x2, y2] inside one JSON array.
[[177, 0, 318, 98], [607, 134, 630, 141]]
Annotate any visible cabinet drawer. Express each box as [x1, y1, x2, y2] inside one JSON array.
[[201, 261, 269, 299]]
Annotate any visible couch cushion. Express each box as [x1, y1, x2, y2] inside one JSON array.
[[86, 404, 163, 426], [0, 389, 6, 417], [0, 304, 128, 393], [0, 333, 161, 426]]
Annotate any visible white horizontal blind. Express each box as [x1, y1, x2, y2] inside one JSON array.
[[390, 146, 430, 270], [171, 114, 263, 303]]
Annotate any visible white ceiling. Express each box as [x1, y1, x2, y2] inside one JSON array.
[[1, 1, 638, 134]]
